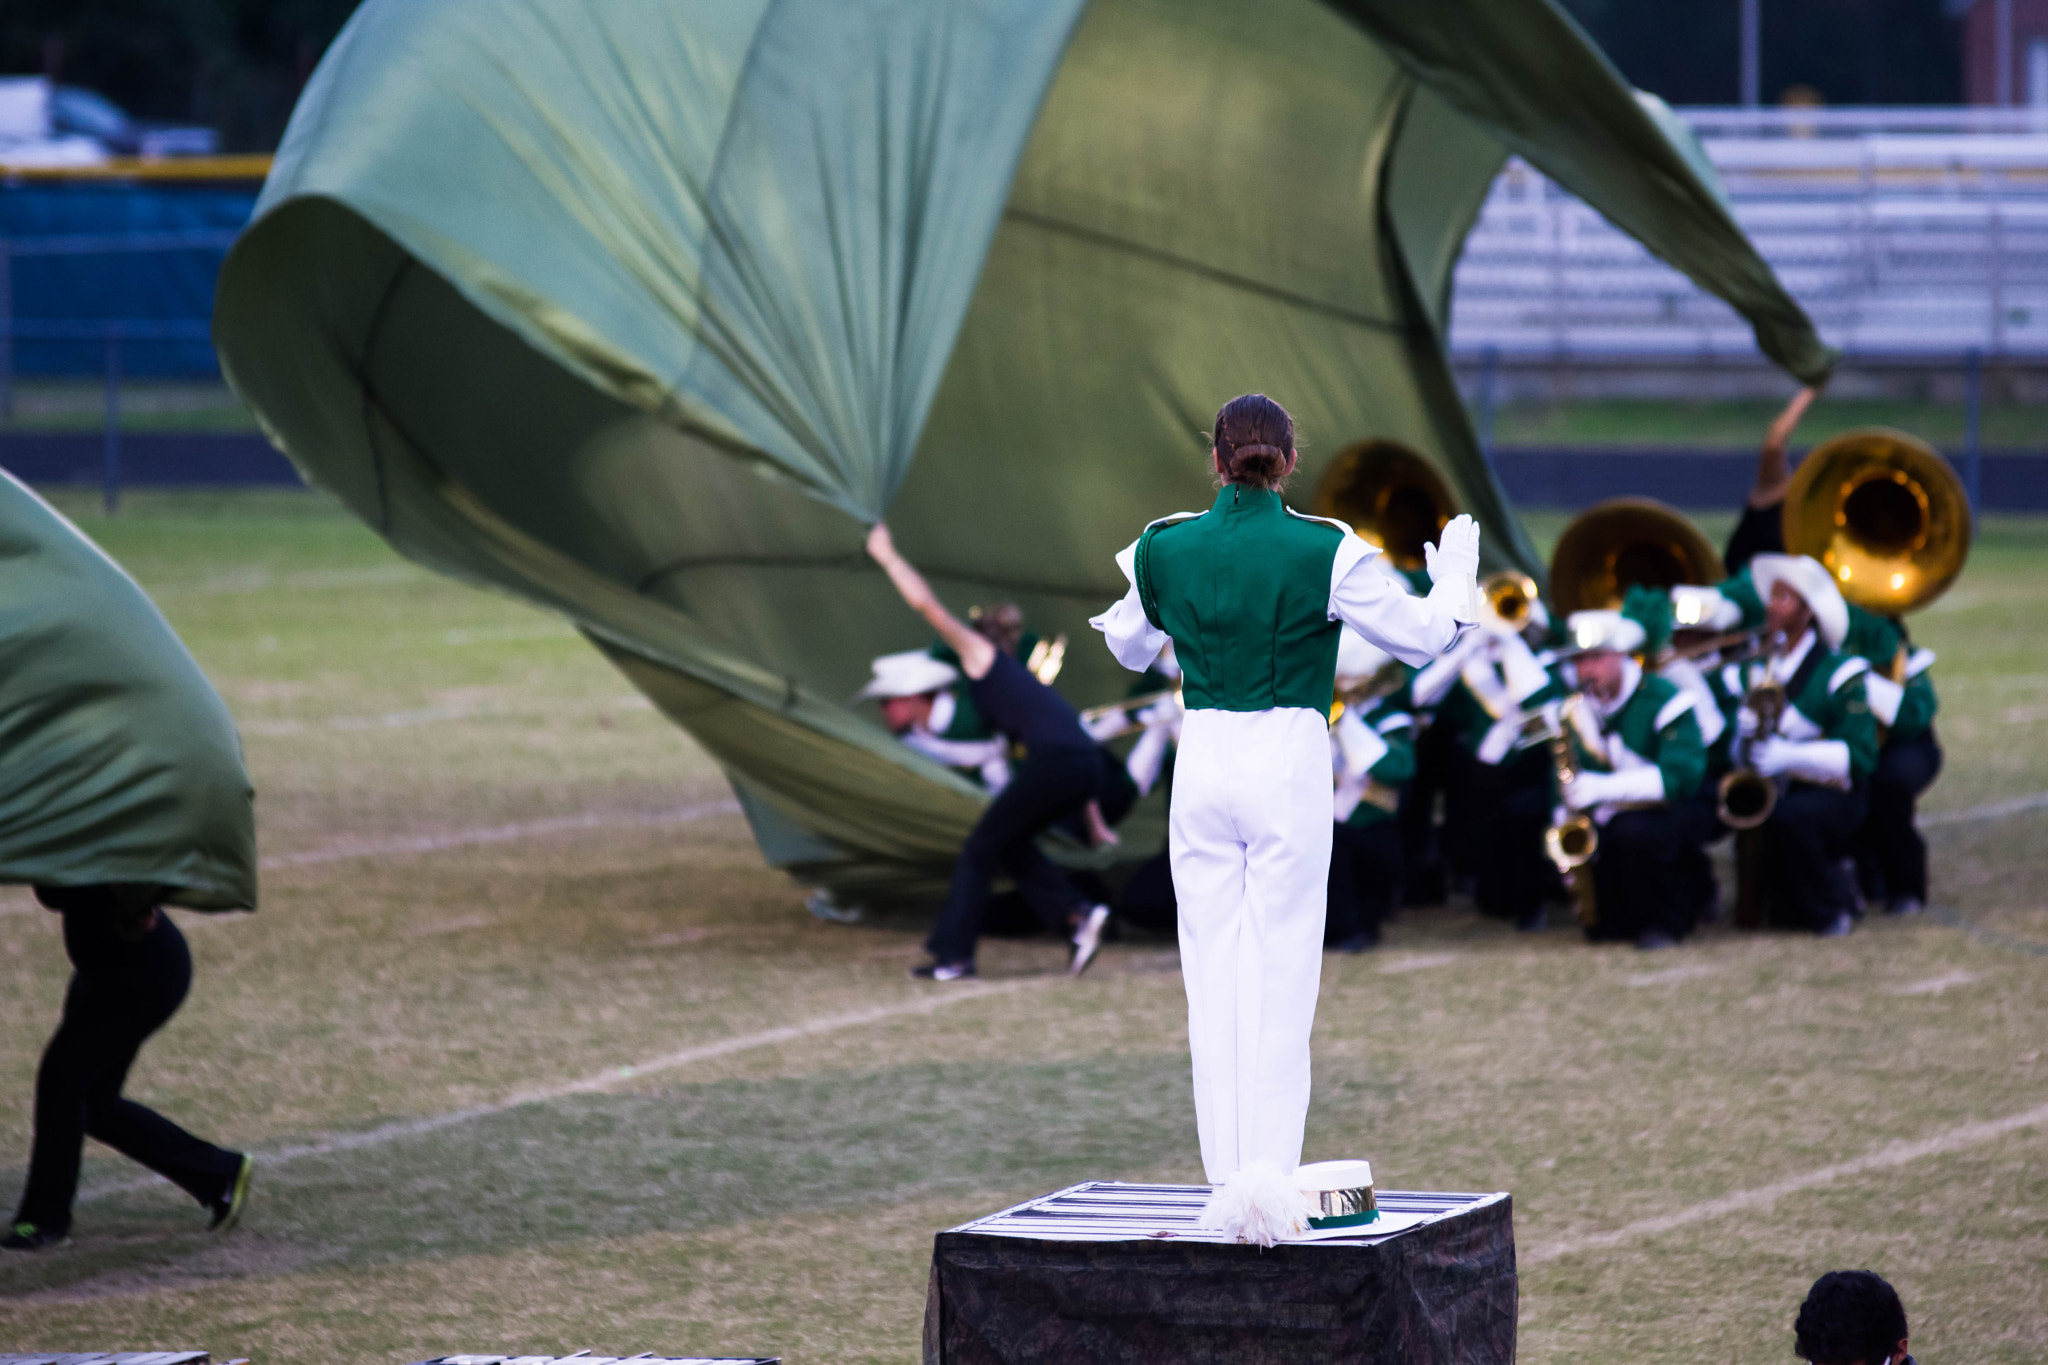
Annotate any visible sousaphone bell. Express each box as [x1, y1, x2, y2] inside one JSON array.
[[1312, 439, 1458, 572], [1549, 497, 1726, 616], [1781, 427, 1971, 616]]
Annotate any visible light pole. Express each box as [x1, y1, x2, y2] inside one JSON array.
[[1740, 0, 1761, 108]]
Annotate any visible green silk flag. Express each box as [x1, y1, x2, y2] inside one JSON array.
[[215, 0, 1831, 898], [0, 474, 257, 910]]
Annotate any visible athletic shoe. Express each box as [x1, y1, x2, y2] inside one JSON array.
[[1886, 897, 1925, 917], [1069, 905, 1111, 977], [911, 960, 976, 981], [1635, 931, 1677, 952], [209, 1153, 255, 1232], [1818, 911, 1855, 938], [1, 1220, 66, 1251]]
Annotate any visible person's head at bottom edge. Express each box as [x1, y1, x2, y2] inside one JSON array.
[[1795, 1269, 1910, 1365]]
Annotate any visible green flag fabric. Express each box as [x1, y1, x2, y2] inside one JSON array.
[[0, 474, 256, 910], [215, 0, 1830, 897]]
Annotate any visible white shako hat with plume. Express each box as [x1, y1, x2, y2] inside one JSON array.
[[1566, 609, 1647, 656], [858, 650, 959, 700], [1748, 552, 1849, 649]]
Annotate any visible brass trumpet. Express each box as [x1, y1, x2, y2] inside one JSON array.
[[1079, 686, 1180, 739], [1717, 677, 1787, 830], [1482, 570, 1541, 630]]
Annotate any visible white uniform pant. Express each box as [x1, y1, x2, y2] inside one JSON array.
[[1170, 707, 1331, 1184]]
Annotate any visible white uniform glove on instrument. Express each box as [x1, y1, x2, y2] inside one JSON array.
[[1862, 672, 1905, 728], [1566, 766, 1667, 810], [1423, 514, 1482, 624], [1476, 713, 1524, 766], [1750, 736, 1850, 788]]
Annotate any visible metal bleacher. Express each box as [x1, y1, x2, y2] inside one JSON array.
[[1448, 106, 2048, 363]]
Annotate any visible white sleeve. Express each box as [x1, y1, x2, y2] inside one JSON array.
[[1089, 539, 1169, 673], [1327, 537, 1470, 668]]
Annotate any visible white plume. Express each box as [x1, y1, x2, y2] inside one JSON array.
[[1196, 1159, 1314, 1247]]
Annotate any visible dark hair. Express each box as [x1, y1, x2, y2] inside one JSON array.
[[1212, 393, 1297, 491], [1794, 1271, 1908, 1365]]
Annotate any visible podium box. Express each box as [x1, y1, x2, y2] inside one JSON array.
[[924, 1182, 1515, 1365]]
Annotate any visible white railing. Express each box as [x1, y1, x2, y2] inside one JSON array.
[[1448, 108, 2048, 361]]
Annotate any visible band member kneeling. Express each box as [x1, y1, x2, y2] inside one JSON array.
[[1559, 611, 1709, 950]]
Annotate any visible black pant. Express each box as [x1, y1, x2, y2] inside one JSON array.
[[926, 747, 1098, 964], [1471, 747, 1556, 921], [14, 899, 241, 1234], [1855, 730, 1942, 903], [1763, 781, 1870, 932], [1328, 818, 1400, 945], [1116, 851, 1178, 934], [1588, 805, 1696, 942]]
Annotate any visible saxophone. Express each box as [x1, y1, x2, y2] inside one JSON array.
[[1717, 675, 1787, 830], [1541, 695, 1599, 928]]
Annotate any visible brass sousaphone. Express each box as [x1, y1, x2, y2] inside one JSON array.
[[1312, 439, 1458, 572], [1781, 427, 1971, 616], [1548, 496, 1728, 615]]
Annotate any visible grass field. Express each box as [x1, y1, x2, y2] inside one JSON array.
[[0, 490, 2044, 1364]]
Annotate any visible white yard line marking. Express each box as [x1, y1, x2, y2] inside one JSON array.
[[1889, 969, 1982, 996], [406, 913, 502, 939], [1525, 1099, 2048, 1264], [1379, 951, 1463, 975], [241, 694, 651, 737], [260, 799, 740, 869], [1626, 963, 1720, 988], [1923, 790, 2048, 826], [78, 978, 1046, 1203]]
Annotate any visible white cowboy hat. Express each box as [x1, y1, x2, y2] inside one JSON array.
[[858, 649, 958, 700], [1749, 552, 1849, 649], [1335, 626, 1392, 684], [1566, 609, 1647, 656]]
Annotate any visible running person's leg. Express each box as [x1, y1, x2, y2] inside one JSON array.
[[924, 749, 1100, 967]]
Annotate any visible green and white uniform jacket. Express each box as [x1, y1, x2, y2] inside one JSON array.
[[1719, 629, 1879, 784], [1573, 661, 1708, 819]]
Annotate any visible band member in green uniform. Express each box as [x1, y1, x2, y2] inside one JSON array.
[[1558, 611, 1709, 949], [1715, 554, 1878, 935]]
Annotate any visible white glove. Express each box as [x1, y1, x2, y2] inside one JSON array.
[[1476, 714, 1524, 766], [1736, 705, 1760, 739], [1749, 736, 1794, 777], [1423, 514, 1482, 622], [1568, 767, 1665, 810], [1863, 672, 1904, 728]]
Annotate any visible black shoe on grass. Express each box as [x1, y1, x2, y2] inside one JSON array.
[[2, 1220, 67, 1251], [911, 960, 977, 981], [208, 1153, 255, 1232]]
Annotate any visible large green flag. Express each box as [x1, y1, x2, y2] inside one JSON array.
[[0, 474, 256, 910], [215, 0, 1830, 898]]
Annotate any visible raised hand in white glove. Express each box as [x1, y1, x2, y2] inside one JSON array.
[[1423, 514, 1482, 624], [1425, 514, 1481, 586], [1749, 736, 1794, 777]]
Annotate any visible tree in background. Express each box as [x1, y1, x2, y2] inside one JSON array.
[[1561, 0, 1962, 105], [0, 0, 363, 151]]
